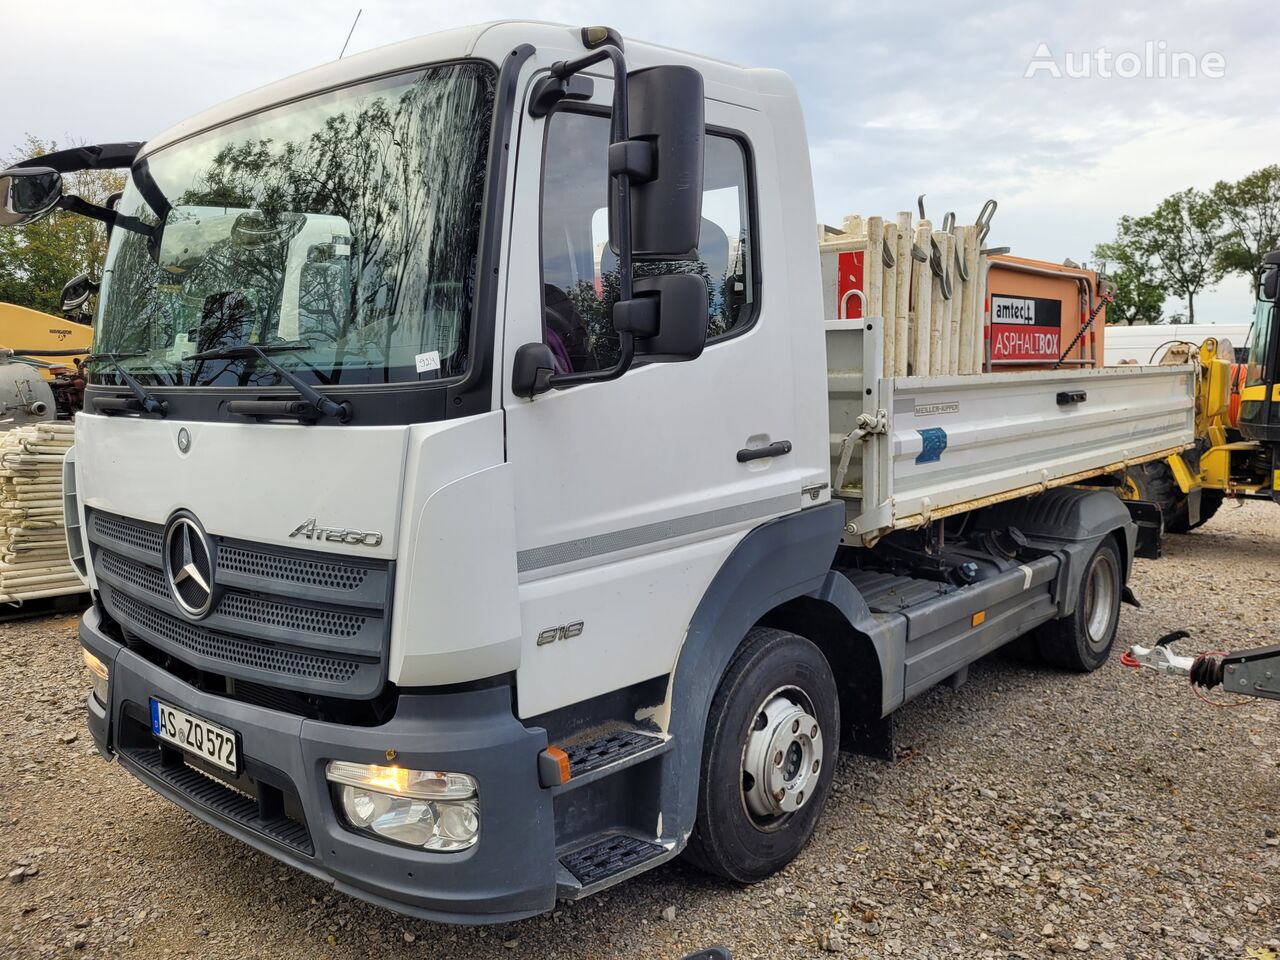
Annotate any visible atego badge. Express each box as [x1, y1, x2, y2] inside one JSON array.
[[289, 518, 384, 547]]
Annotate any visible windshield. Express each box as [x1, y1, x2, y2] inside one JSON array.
[[1246, 299, 1274, 387], [94, 61, 496, 388]]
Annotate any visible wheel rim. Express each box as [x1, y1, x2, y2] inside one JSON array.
[[740, 686, 823, 824], [1083, 552, 1118, 649]]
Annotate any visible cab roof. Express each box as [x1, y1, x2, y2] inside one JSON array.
[[140, 20, 777, 160]]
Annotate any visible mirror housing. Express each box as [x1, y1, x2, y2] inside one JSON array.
[[610, 65, 705, 260], [512, 342, 558, 398], [1262, 249, 1280, 302], [0, 167, 63, 227], [60, 272, 99, 314], [614, 273, 709, 362]]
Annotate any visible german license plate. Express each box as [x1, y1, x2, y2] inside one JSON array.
[[150, 698, 239, 774]]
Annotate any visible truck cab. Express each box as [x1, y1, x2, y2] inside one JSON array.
[[0, 21, 1189, 923]]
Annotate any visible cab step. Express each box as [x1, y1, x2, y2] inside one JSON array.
[[558, 833, 672, 896], [541, 728, 670, 792]]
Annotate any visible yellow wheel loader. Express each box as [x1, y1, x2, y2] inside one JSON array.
[[0, 302, 93, 421], [1121, 248, 1280, 530]]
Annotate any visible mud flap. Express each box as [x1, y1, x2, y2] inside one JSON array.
[[1119, 499, 1163, 560]]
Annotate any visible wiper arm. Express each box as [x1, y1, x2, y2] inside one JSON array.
[[83, 352, 168, 416], [186, 344, 351, 423]]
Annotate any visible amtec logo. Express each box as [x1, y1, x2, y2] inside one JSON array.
[[992, 297, 1037, 324]]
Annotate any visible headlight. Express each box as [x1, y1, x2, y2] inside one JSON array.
[[82, 649, 109, 706], [325, 761, 479, 851]]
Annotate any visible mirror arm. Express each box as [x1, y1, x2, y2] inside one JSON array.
[[54, 193, 155, 242], [55, 194, 115, 226]]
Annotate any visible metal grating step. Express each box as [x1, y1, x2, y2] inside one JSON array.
[[122, 746, 314, 856], [561, 834, 665, 887], [564, 729, 662, 778]]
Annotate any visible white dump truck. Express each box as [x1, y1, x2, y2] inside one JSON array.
[[0, 22, 1193, 923]]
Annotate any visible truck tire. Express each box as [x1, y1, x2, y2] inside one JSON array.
[[1035, 538, 1122, 672], [684, 627, 840, 883], [1125, 460, 1191, 533]]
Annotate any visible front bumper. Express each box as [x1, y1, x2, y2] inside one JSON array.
[[80, 605, 557, 924]]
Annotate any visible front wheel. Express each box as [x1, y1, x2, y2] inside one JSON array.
[[683, 627, 840, 883], [1036, 538, 1123, 672]]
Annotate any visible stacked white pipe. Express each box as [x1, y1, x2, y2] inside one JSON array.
[[819, 210, 991, 378], [0, 422, 85, 604]]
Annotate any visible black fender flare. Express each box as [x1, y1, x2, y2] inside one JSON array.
[[660, 501, 843, 843]]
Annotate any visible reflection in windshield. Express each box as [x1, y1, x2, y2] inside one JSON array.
[[94, 62, 496, 388]]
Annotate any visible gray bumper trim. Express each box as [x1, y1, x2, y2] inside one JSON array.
[[80, 606, 558, 924]]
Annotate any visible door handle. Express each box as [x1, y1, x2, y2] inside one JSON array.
[[737, 440, 793, 463]]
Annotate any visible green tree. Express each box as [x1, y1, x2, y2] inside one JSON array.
[[1110, 189, 1223, 324], [1211, 164, 1280, 292], [0, 136, 125, 316], [1093, 240, 1168, 325]]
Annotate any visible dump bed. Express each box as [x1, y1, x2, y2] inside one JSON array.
[[827, 317, 1196, 544]]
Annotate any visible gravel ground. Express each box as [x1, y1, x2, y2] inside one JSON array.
[[2, 501, 1278, 960]]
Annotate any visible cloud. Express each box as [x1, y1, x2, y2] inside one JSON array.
[[5, 0, 1275, 321]]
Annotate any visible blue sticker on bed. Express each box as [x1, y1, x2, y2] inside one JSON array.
[[916, 427, 948, 464]]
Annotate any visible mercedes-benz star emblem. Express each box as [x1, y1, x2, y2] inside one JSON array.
[[164, 516, 214, 619], [176, 427, 191, 453]]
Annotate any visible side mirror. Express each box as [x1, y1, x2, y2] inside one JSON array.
[[610, 65, 705, 259], [615, 273, 709, 362], [511, 342, 558, 399], [512, 31, 708, 398], [0, 167, 63, 227], [1262, 250, 1280, 302], [60, 272, 100, 314]]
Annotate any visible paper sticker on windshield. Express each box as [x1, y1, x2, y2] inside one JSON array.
[[415, 351, 441, 374]]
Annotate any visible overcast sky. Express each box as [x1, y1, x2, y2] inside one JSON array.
[[7, 0, 1277, 323]]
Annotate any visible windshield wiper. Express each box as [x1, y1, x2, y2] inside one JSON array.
[[83, 352, 168, 416], [186, 343, 352, 423]]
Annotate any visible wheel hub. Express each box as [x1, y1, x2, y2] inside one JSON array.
[[742, 691, 823, 819]]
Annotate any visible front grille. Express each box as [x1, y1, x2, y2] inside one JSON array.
[[99, 550, 167, 599], [113, 591, 361, 684], [95, 513, 164, 554], [218, 593, 366, 638], [88, 510, 392, 700], [219, 546, 368, 590]]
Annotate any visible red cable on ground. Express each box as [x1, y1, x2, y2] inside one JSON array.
[[1189, 650, 1253, 708]]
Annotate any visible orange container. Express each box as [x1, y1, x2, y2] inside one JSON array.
[[985, 255, 1105, 371]]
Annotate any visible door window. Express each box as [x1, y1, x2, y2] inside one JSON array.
[[540, 110, 755, 373]]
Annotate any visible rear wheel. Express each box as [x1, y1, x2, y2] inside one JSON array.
[[1036, 538, 1122, 672], [684, 627, 839, 883]]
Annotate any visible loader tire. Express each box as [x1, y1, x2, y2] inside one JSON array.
[[1188, 489, 1224, 530], [1124, 460, 1190, 533]]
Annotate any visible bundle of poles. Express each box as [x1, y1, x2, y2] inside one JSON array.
[[820, 203, 996, 378], [0, 422, 85, 604]]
